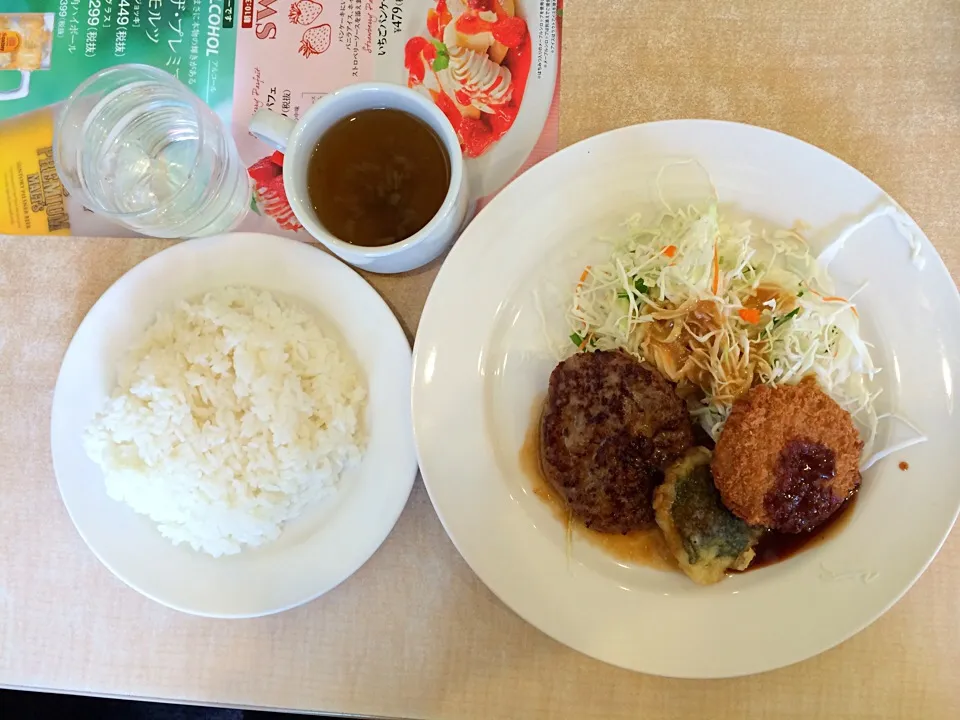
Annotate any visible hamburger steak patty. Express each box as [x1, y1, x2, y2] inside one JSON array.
[[539, 350, 694, 533]]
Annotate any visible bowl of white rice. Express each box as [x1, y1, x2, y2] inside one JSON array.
[[84, 285, 367, 558], [51, 233, 417, 617]]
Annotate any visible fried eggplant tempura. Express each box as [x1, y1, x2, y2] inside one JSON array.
[[654, 447, 762, 585]]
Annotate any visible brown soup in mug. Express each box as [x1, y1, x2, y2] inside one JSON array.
[[305, 108, 451, 247]]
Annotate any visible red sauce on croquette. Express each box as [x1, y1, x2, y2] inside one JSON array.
[[765, 439, 841, 533]]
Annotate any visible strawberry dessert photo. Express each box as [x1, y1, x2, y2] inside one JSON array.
[[404, 0, 531, 158]]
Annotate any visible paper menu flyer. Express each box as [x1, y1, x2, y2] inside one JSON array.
[[0, 0, 560, 238]]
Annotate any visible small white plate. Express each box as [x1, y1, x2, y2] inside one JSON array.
[[412, 120, 960, 677], [52, 233, 417, 617]]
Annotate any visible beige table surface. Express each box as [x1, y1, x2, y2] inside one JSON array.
[[3, 1, 960, 718]]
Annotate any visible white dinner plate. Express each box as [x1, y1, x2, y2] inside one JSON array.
[[411, 120, 960, 677], [52, 233, 417, 617]]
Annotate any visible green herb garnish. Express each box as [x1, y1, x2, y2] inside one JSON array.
[[771, 307, 801, 329], [431, 40, 450, 71], [618, 278, 649, 300], [570, 332, 584, 348]]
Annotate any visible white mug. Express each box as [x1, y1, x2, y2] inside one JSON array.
[[0, 71, 30, 101], [249, 83, 469, 274]]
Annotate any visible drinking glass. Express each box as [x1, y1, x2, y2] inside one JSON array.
[[54, 64, 251, 238]]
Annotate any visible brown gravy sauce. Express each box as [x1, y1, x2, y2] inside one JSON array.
[[519, 397, 856, 575], [745, 494, 856, 571]]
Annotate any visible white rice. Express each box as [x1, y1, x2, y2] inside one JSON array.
[[84, 286, 366, 557]]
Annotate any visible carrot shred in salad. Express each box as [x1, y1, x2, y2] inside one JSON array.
[[738, 307, 761, 324]]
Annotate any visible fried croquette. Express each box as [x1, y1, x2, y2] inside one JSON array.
[[540, 350, 694, 533], [712, 378, 863, 533], [655, 447, 762, 584]]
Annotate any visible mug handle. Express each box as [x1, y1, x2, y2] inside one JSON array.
[[249, 109, 296, 151], [0, 71, 30, 101]]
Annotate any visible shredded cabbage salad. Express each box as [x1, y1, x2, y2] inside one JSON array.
[[566, 203, 896, 462]]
